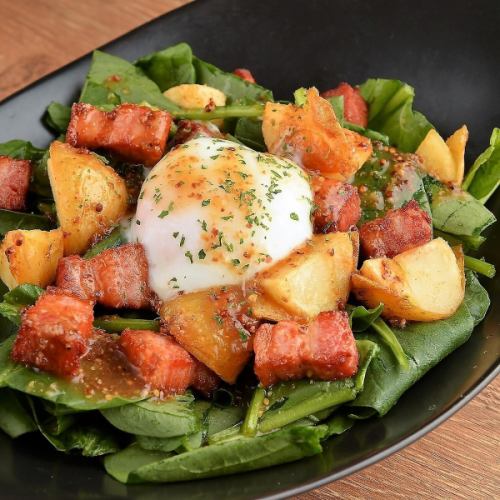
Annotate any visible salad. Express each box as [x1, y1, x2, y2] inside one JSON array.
[[0, 42, 497, 484]]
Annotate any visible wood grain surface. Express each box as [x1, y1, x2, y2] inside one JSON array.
[[0, 1, 498, 498]]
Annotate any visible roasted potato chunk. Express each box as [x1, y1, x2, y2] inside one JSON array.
[[48, 141, 128, 255], [160, 287, 252, 384], [352, 238, 465, 321], [262, 88, 372, 179], [416, 126, 468, 185], [254, 232, 358, 321], [0, 228, 63, 289]]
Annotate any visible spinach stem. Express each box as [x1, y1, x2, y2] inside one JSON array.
[[171, 104, 264, 120], [241, 386, 265, 437], [371, 318, 409, 370], [464, 255, 496, 278], [94, 317, 160, 333]]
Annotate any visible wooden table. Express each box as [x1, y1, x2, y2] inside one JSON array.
[[0, 1, 498, 497]]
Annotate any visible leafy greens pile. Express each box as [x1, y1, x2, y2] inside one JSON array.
[[0, 42, 497, 484]]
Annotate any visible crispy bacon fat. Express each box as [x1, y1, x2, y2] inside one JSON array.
[[11, 291, 94, 377], [0, 156, 31, 211], [253, 311, 358, 387], [56, 243, 153, 309], [359, 200, 432, 258], [312, 177, 361, 233], [119, 329, 219, 395], [66, 103, 171, 166]]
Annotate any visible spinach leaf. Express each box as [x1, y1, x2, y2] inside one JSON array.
[[325, 95, 345, 124], [370, 318, 409, 370], [322, 413, 355, 439], [343, 121, 390, 145], [93, 316, 160, 333], [0, 337, 144, 410], [0, 210, 52, 236], [135, 42, 196, 92], [101, 396, 199, 438], [80, 51, 179, 111], [233, 117, 266, 151], [30, 148, 53, 198], [105, 425, 326, 484], [352, 339, 380, 392], [348, 304, 384, 332], [359, 79, 434, 152], [350, 274, 488, 417], [423, 176, 496, 236], [0, 284, 44, 326], [136, 435, 185, 453], [44, 102, 71, 134], [193, 57, 273, 104], [433, 229, 485, 252], [462, 127, 500, 203], [0, 140, 45, 161], [83, 227, 124, 259], [0, 389, 36, 438]]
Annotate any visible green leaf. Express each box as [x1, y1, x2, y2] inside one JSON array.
[[348, 304, 384, 332], [0, 210, 52, 236], [83, 227, 124, 259], [233, 117, 266, 151], [350, 274, 488, 417], [433, 229, 485, 252], [322, 413, 355, 439], [0, 284, 44, 326], [0, 389, 36, 438], [359, 79, 434, 152], [93, 316, 160, 333], [371, 318, 409, 370], [101, 396, 199, 438], [0, 140, 45, 161], [343, 121, 390, 145], [462, 128, 500, 203], [135, 42, 196, 92], [0, 337, 144, 410], [105, 425, 326, 484], [80, 50, 179, 111], [44, 102, 71, 133], [352, 340, 380, 392], [193, 57, 273, 104], [423, 176, 496, 236], [325, 95, 345, 124]]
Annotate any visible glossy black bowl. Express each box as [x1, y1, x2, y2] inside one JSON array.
[[0, 0, 498, 498]]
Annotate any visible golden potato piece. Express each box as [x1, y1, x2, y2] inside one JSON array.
[[256, 232, 358, 320], [48, 141, 128, 255], [416, 126, 468, 185], [262, 88, 372, 179], [352, 238, 465, 321], [160, 287, 252, 384], [248, 292, 299, 323], [0, 229, 63, 289]]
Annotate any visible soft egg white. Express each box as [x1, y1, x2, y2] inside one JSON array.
[[128, 137, 313, 300]]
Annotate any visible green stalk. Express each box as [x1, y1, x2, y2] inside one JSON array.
[[94, 317, 160, 333], [84, 227, 123, 259], [258, 386, 356, 433], [371, 318, 409, 370], [241, 386, 265, 437], [464, 255, 496, 278], [433, 229, 486, 252], [171, 104, 264, 121]]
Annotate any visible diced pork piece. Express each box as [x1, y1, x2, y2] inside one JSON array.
[[56, 243, 153, 309], [66, 103, 172, 166], [11, 291, 94, 377], [312, 177, 361, 233], [233, 68, 256, 83], [119, 329, 219, 395], [359, 200, 432, 258], [0, 156, 32, 210], [254, 311, 358, 387], [321, 82, 368, 128], [172, 120, 223, 146]]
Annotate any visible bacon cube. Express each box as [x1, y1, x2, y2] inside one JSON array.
[[66, 103, 171, 166], [312, 177, 361, 233], [56, 243, 152, 309], [359, 200, 433, 258], [254, 311, 358, 387], [11, 292, 94, 377], [0, 156, 31, 210], [321, 82, 368, 128]]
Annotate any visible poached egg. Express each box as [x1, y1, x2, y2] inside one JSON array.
[[128, 137, 312, 301]]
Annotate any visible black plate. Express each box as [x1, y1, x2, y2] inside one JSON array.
[[0, 0, 498, 498]]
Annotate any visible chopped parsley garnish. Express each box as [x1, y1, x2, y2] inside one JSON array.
[[185, 251, 194, 263], [290, 212, 299, 221], [198, 249, 206, 260], [202, 199, 211, 206]]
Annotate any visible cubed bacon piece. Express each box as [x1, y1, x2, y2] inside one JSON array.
[[56, 243, 153, 309], [312, 177, 361, 233], [11, 292, 94, 377], [173, 120, 223, 146], [0, 156, 32, 210], [233, 68, 256, 83], [359, 200, 432, 258], [119, 329, 219, 395], [66, 103, 171, 166], [321, 83, 368, 128], [254, 311, 358, 387]]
